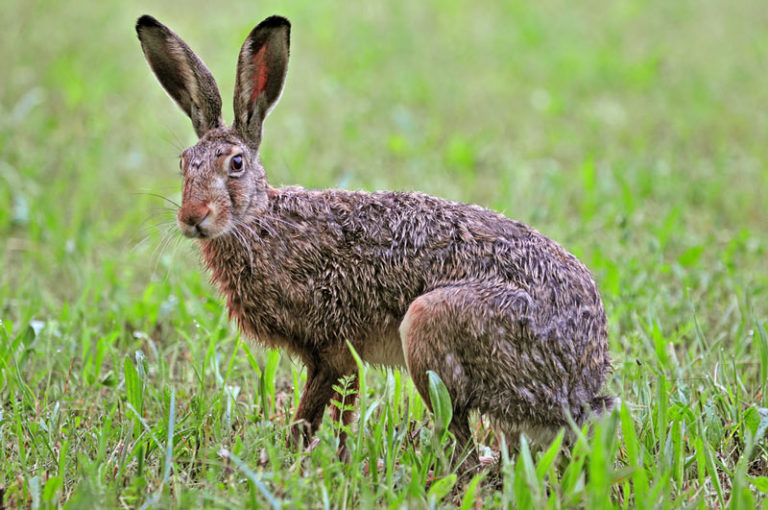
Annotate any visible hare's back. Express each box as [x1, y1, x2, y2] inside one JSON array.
[[273, 188, 598, 296]]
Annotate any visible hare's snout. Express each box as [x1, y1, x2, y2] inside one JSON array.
[[178, 201, 216, 238]]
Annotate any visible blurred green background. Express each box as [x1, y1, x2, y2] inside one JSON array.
[[3, 0, 766, 301], [1, 0, 767, 507]]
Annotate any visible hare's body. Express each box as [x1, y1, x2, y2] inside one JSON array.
[[203, 186, 610, 440], [136, 14, 612, 469]]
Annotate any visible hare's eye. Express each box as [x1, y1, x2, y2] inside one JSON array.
[[230, 155, 243, 172], [226, 154, 245, 178]]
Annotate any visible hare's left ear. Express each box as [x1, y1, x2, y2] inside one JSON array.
[[136, 15, 224, 137], [233, 16, 290, 148]]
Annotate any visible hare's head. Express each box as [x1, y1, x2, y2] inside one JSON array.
[[136, 15, 289, 239]]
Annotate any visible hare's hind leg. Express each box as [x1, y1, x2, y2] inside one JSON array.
[[400, 282, 543, 472], [399, 285, 486, 472]]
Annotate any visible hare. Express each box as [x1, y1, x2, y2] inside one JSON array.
[[136, 14, 613, 469]]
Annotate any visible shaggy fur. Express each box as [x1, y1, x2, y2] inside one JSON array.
[[137, 14, 613, 468]]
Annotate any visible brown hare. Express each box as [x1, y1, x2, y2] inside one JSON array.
[[136, 14, 613, 469]]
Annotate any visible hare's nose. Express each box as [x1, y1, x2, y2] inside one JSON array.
[[179, 204, 210, 226], [178, 202, 212, 236]]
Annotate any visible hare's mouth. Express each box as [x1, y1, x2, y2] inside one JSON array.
[[179, 215, 212, 239], [180, 221, 231, 240], [178, 204, 232, 239]]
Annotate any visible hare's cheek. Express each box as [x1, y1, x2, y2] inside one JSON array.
[[215, 201, 231, 225], [226, 181, 249, 210]]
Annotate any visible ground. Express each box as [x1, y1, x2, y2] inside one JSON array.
[[1, 0, 767, 508]]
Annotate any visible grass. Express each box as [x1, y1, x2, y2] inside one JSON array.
[[2, 0, 768, 507]]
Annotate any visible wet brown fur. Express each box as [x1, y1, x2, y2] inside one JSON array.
[[137, 14, 613, 469]]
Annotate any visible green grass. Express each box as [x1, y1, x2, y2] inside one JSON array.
[[2, 0, 768, 507]]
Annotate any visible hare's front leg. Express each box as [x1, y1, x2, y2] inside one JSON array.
[[291, 364, 358, 459], [291, 365, 339, 447], [329, 375, 359, 462]]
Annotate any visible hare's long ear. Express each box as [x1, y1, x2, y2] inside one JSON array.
[[233, 16, 290, 147], [136, 15, 224, 137]]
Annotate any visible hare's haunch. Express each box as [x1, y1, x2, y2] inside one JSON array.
[[136, 15, 613, 469]]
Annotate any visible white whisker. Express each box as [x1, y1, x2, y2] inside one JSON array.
[[231, 223, 256, 273], [263, 214, 302, 231], [133, 191, 181, 209]]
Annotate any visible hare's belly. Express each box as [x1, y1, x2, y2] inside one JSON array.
[[357, 324, 406, 368]]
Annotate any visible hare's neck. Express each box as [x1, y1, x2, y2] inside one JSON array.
[[200, 187, 314, 289], [198, 196, 281, 283], [201, 235, 248, 280]]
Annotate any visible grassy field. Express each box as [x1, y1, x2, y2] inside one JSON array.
[[2, 0, 768, 507]]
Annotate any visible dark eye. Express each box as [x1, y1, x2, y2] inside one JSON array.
[[230, 155, 243, 172]]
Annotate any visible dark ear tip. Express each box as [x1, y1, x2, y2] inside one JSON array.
[[257, 15, 291, 31], [136, 14, 162, 33]]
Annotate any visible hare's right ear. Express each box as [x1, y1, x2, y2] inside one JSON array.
[[136, 15, 224, 137], [233, 16, 290, 148]]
